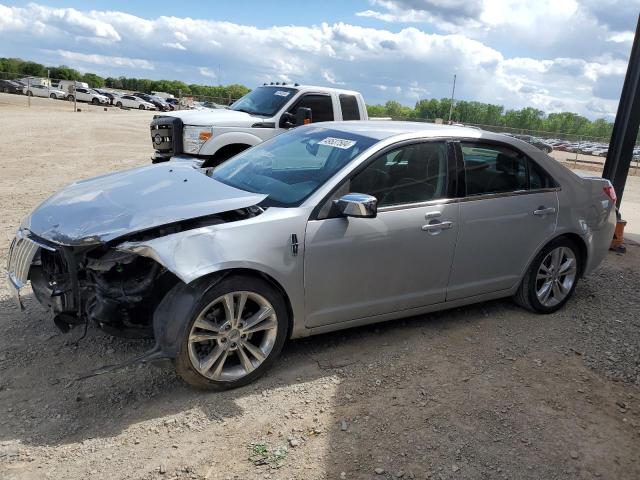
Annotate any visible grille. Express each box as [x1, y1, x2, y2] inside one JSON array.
[[150, 115, 183, 158], [7, 232, 40, 288]]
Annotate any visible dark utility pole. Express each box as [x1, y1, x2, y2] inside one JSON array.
[[602, 14, 640, 206]]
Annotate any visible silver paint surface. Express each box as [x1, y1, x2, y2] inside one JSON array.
[[8, 121, 617, 341]]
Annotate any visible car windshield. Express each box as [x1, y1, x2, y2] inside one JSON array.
[[230, 86, 297, 116], [211, 126, 378, 207]]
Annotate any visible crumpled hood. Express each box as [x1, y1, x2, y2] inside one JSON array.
[[23, 162, 266, 246], [163, 108, 263, 127]]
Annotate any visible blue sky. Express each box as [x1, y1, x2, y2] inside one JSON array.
[[1, 1, 638, 118]]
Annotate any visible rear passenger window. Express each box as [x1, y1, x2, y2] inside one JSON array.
[[460, 142, 554, 195], [339, 94, 360, 120], [291, 95, 334, 122]]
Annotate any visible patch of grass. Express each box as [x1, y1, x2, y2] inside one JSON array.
[[248, 442, 288, 468]]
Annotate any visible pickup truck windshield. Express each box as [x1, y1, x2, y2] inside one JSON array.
[[230, 86, 298, 117], [212, 126, 377, 207]]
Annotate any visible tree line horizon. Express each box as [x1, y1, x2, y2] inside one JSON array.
[[1, 57, 616, 140]]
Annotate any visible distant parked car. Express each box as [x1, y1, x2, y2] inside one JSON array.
[[509, 134, 553, 153], [67, 87, 109, 105], [134, 93, 171, 111], [25, 84, 67, 100], [115, 95, 156, 110], [0, 79, 25, 94], [93, 89, 120, 105]]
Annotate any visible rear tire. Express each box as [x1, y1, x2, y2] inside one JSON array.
[[514, 237, 581, 314], [3, 87, 9, 93], [27, 91, 33, 97], [66, 95, 74, 101], [175, 275, 289, 390]]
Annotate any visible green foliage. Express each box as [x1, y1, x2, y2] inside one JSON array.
[[248, 442, 288, 468], [0, 57, 249, 101]]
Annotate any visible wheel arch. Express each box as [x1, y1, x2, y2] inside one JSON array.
[[520, 231, 588, 284], [152, 266, 296, 359], [192, 268, 295, 340], [201, 143, 252, 168]]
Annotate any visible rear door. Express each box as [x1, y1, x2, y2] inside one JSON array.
[[447, 140, 559, 300]]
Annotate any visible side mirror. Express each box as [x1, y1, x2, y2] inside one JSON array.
[[334, 193, 377, 218], [295, 107, 312, 126]]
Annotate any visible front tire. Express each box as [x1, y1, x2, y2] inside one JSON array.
[[139, 104, 145, 110], [49, 93, 56, 99], [514, 237, 581, 313], [175, 275, 289, 390], [27, 91, 33, 96], [91, 97, 99, 105], [66, 95, 74, 101], [116, 101, 122, 108]]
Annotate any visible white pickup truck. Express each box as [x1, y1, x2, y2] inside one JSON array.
[[150, 84, 368, 166]]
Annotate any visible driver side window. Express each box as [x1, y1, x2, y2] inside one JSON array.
[[349, 142, 448, 207]]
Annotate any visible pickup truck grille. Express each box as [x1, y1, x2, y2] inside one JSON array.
[[150, 116, 183, 163]]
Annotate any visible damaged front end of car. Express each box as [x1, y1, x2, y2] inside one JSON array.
[[6, 161, 269, 375]]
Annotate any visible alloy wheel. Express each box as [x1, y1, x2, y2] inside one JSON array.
[[535, 246, 577, 307], [187, 291, 278, 381]]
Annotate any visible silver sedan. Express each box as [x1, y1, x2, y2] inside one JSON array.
[[6, 122, 617, 389]]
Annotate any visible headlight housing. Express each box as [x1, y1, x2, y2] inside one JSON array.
[[183, 126, 213, 154]]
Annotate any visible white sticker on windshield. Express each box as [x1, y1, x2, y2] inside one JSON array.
[[318, 137, 357, 149], [274, 90, 290, 97]]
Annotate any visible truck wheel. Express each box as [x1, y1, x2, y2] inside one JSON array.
[[139, 104, 146, 110], [514, 237, 581, 314], [174, 275, 289, 390], [116, 101, 122, 108]]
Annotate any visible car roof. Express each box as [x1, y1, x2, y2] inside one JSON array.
[[259, 84, 361, 96], [309, 120, 488, 141]]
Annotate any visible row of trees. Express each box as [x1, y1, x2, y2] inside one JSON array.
[[1, 57, 614, 139], [367, 99, 615, 139]]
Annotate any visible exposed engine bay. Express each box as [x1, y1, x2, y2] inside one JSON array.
[[25, 207, 262, 338]]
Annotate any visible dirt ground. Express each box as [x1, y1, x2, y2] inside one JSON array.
[[0, 93, 639, 480]]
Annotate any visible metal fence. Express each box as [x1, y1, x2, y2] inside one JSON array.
[[385, 116, 640, 176]]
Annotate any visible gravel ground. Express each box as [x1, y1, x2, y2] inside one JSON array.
[[0, 93, 639, 480]]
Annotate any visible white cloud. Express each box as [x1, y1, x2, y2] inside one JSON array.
[[56, 50, 155, 70], [0, 2, 633, 119], [162, 42, 187, 50], [199, 67, 217, 78]]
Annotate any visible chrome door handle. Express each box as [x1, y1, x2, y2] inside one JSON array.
[[533, 207, 556, 216], [421, 221, 453, 232]]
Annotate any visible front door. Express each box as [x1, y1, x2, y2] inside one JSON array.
[[304, 140, 459, 327], [447, 141, 559, 300]]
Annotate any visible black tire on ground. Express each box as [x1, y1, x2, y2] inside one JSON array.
[[50, 93, 56, 99], [67, 95, 74, 101], [174, 275, 289, 390], [139, 104, 145, 110], [3, 87, 8, 93], [27, 91, 33, 96], [116, 101, 122, 108], [91, 97, 100, 105], [514, 237, 581, 314]]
